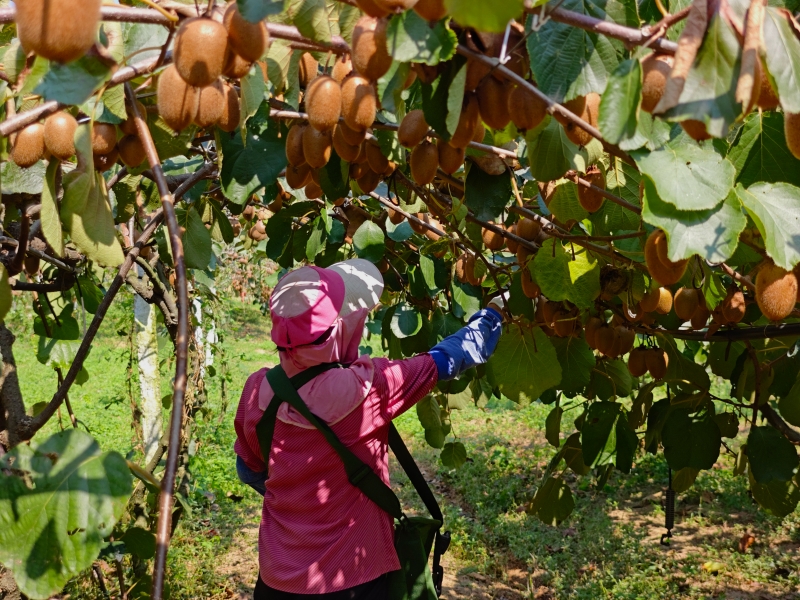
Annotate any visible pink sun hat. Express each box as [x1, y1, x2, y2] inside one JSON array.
[[270, 259, 384, 349]]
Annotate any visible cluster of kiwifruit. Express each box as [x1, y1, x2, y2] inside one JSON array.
[[535, 298, 581, 338], [242, 184, 291, 241], [15, 0, 103, 64], [627, 346, 669, 379], [585, 315, 636, 358], [355, 0, 447, 21]]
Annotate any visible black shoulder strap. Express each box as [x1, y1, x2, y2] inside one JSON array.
[[389, 423, 443, 523]]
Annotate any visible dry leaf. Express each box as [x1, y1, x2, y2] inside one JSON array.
[[735, 0, 767, 107], [738, 532, 755, 553]]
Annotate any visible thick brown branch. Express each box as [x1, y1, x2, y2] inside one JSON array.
[[761, 404, 800, 445], [0, 326, 27, 449], [11, 273, 75, 293]]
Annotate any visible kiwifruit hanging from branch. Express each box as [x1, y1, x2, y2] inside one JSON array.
[[553, 310, 578, 338], [218, 82, 241, 132], [398, 109, 429, 148], [357, 169, 382, 194], [476, 77, 511, 131], [341, 75, 377, 132], [410, 140, 439, 185], [120, 101, 147, 136], [721, 288, 746, 323], [350, 161, 369, 180], [268, 185, 289, 213], [352, 16, 392, 81], [305, 75, 342, 132], [286, 123, 308, 166], [640, 53, 674, 113], [223, 3, 269, 63], [224, 50, 253, 79], [482, 225, 504, 251], [639, 286, 662, 313], [93, 148, 119, 172], [413, 0, 447, 21], [508, 85, 547, 132], [756, 262, 798, 321], [785, 112, 800, 160], [756, 61, 780, 111], [302, 126, 333, 169], [645, 348, 668, 379], [44, 112, 78, 160], [11, 123, 45, 168], [355, 0, 391, 17], [23, 255, 40, 277], [174, 17, 228, 87], [520, 266, 540, 299], [644, 229, 688, 286], [673, 287, 700, 321], [388, 205, 405, 224], [584, 316, 603, 349], [616, 325, 635, 356], [437, 140, 465, 175], [505, 224, 519, 253], [158, 65, 199, 132], [516, 217, 540, 241], [242, 204, 257, 221], [305, 180, 323, 199], [194, 80, 225, 128], [690, 305, 710, 330], [365, 142, 389, 174], [332, 126, 361, 162], [118, 135, 146, 167], [16, 0, 102, 63], [654, 287, 673, 314], [332, 55, 354, 83], [554, 96, 586, 126], [374, 0, 418, 12], [299, 53, 319, 88], [449, 93, 480, 149], [595, 325, 618, 356], [626, 348, 647, 376], [564, 92, 600, 147], [577, 166, 606, 213], [286, 163, 313, 189], [680, 119, 711, 141], [249, 220, 267, 241], [91, 123, 117, 155]]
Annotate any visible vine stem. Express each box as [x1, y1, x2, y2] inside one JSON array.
[[124, 83, 189, 600]]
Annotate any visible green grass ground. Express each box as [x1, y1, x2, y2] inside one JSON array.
[[5, 295, 799, 599]]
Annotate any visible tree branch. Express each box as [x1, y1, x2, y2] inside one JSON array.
[[0, 326, 27, 449], [760, 403, 800, 445], [11, 273, 75, 293]]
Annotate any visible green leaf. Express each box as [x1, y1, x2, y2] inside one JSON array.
[[548, 179, 589, 225], [590, 158, 642, 236], [177, 207, 212, 270], [240, 63, 266, 127], [526, 117, 584, 181], [778, 376, 800, 427], [507, 270, 535, 320], [387, 9, 456, 65], [546, 406, 564, 448], [749, 470, 800, 517], [121, 527, 156, 560], [391, 302, 422, 338], [563, 432, 592, 475], [40, 160, 64, 257], [35, 56, 113, 105], [352, 221, 385, 263], [748, 425, 799, 483], [0, 160, 46, 194], [285, 0, 331, 43], [661, 407, 721, 471], [451, 280, 481, 319], [532, 476, 575, 526], [659, 334, 711, 390], [582, 401, 622, 466], [762, 7, 800, 113], [305, 215, 327, 261], [34, 306, 80, 341], [76, 275, 104, 315], [728, 112, 800, 188], [237, 0, 283, 22], [736, 181, 800, 269], [599, 58, 641, 145], [532, 239, 601, 310], [615, 415, 638, 474], [445, 0, 524, 33], [489, 327, 562, 404], [714, 412, 739, 438], [0, 265, 10, 323], [631, 130, 736, 211], [319, 152, 349, 201], [421, 56, 467, 141], [642, 181, 746, 263], [464, 166, 511, 222], [440, 442, 467, 469], [121, 21, 170, 63], [416, 395, 441, 430], [551, 336, 594, 394], [672, 467, 700, 493], [0, 430, 132, 599], [591, 359, 633, 400]]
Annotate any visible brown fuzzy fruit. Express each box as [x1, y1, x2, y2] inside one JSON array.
[[118, 135, 146, 167], [640, 53, 674, 113], [332, 126, 361, 162], [681, 119, 711, 141], [120, 101, 147, 136], [158, 65, 199, 132], [352, 16, 392, 81], [627, 348, 648, 377], [23, 255, 40, 277], [223, 3, 269, 63], [357, 169, 381, 194], [584, 316, 603, 349], [339, 120, 367, 146], [756, 263, 798, 321], [174, 18, 228, 87], [286, 164, 313, 189], [554, 96, 586, 126], [578, 166, 605, 213], [332, 55, 354, 84], [92, 123, 117, 155], [482, 226, 504, 251], [565, 93, 600, 146], [437, 140, 465, 175], [450, 93, 480, 149], [644, 229, 688, 286], [674, 287, 700, 321], [286, 124, 308, 166], [11, 123, 46, 168], [306, 75, 342, 132], [553, 310, 577, 338], [646, 348, 668, 379], [595, 325, 618, 356], [374, 0, 418, 11], [242, 205, 256, 221], [366, 142, 389, 174], [44, 112, 78, 160], [616, 326, 635, 356], [455, 253, 470, 283], [516, 217, 540, 241], [508, 85, 547, 132], [410, 140, 439, 185], [785, 113, 800, 160], [398, 109, 429, 148], [302, 126, 333, 169], [654, 286, 673, 315], [194, 80, 225, 128], [690, 305, 710, 330], [299, 53, 319, 88], [93, 148, 119, 172], [477, 77, 512, 130], [388, 206, 405, 224], [413, 0, 447, 21], [16, 0, 101, 63], [721, 288, 746, 323], [757, 62, 780, 111], [305, 180, 323, 200], [218, 82, 241, 132], [355, 0, 391, 17], [521, 266, 540, 299], [505, 224, 519, 253], [341, 75, 377, 132], [249, 220, 267, 241], [223, 50, 253, 79], [639, 287, 660, 313]]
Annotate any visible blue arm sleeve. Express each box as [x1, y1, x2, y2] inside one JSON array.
[[428, 308, 503, 381], [237, 455, 267, 496]]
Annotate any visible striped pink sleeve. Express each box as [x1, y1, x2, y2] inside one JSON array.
[[373, 354, 439, 421], [234, 369, 267, 473]]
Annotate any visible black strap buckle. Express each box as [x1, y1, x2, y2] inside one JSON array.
[[432, 530, 451, 596]]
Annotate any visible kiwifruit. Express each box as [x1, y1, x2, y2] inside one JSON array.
[[350, 161, 369, 180], [785, 112, 800, 160], [384, 161, 397, 176], [516, 217, 540, 241], [352, 16, 392, 81], [403, 68, 418, 89], [757, 61, 780, 111], [388, 206, 405, 224], [305, 180, 323, 199], [681, 119, 711, 141], [628, 348, 648, 377], [398, 109, 429, 148], [410, 140, 439, 185], [373, 0, 418, 10], [465, 254, 484, 286], [267, 187, 288, 213], [23, 255, 40, 277], [337, 121, 366, 147], [654, 287, 673, 314], [11, 123, 45, 168], [341, 75, 377, 132], [218, 82, 241, 132], [520, 266, 540, 299], [16, 0, 101, 63], [554, 96, 586, 126], [174, 18, 228, 87], [356, 0, 391, 17], [584, 316, 603, 348], [223, 50, 253, 79], [476, 77, 511, 131], [472, 120, 486, 144], [306, 75, 342, 132], [118, 135, 146, 167], [508, 85, 547, 132], [644, 229, 688, 286], [756, 263, 798, 321], [413, 0, 447, 21], [92, 123, 117, 155], [516, 243, 535, 265], [673, 287, 700, 321], [640, 53, 674, 113], [331, 55, 354, 84], [256, 207, 270, 221], [93, 148, 119, 172], [595, 325, 618, 356], [622, 302, 644, 323], [120, 101, 147, 136], [412, 62, 440, 84], [364, 142, 388, 174], [464, 57, 491, 92], [450, 93, 480, 149], [43, 112, 78, 160], [194, 80, 225, 128], [309, 168, 320, 185], [286, 163, 313, 189], [578, 166, 605, 213], [645, 348, 668, 379], [249, 220, 267, 241], [553, 310, 577, 338], [721, 288, 746, 323], [437, 140, 465, 175], [286, 124, 308, 166], [158, 65, 199, 132], [639, 286, 660, 313], [481, 225, 504, 251], [223, 3, 269, 63], [242, 204, 256, 220], [505, 224, 519, 253], [302, 126, 333, 169], [357, 169, 381, 194], [332, 126, 361, 162], [455, 253, 470, 283], [616, 325, 635, 355], [564, 92, 600, 146], [299, 53, 319, 88], [409, 213, 427, 235]]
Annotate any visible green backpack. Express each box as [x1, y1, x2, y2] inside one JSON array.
[[255, 363, 450, 600]]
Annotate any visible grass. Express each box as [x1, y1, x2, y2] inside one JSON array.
[[4, 295, 800, 599]]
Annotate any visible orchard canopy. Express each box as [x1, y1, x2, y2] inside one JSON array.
[[2, 0, 800, 597]]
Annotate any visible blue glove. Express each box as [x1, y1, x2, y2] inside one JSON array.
[[428, 308, 503, 381], [237, 455, 267, 496]]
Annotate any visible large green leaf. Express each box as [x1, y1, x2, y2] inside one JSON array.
[[661, 406, 721, 471], [582, 401, 622, 466], [40, 159, 64, 257], [762, 7, 800, 113], [526, 117, 586, 181], [285, 0, 331, 43], [421, 56, 467, 141], [489, 327, 562, 404], [747, 425, 799, 483], [642, 181, 746, 263], [0, 264, 11, 323], [598, 59, 641, 145], [0, 430, 132, 599], [778, 376, 800, 427], [445, 0, 525, 33], [451, 280, 482, 319], [590, 158, 641, 236], [749, 471, 800, 517], [631, 130, 736, 211], [352, 220, 385, 263], [464, 165, 511, 222], [591, 358, 633, 400], [728, 112, 800, 188], [176, 206, 212, 270], [548, 179, 588, 225], [532, 239, 601, 309], [35, 56, 113, 105], [121, 21, 170, 63], [532, 476, 575, 526], [0, 160, 46, 194], [440, 442, 468, 469], [551, 336, 595, 394], [237, 0, 283, 22], [391, 302, 423, 339], [659, 334, 711, 390], [735, 181, 800, 270], [387, 10, 457, 65]]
